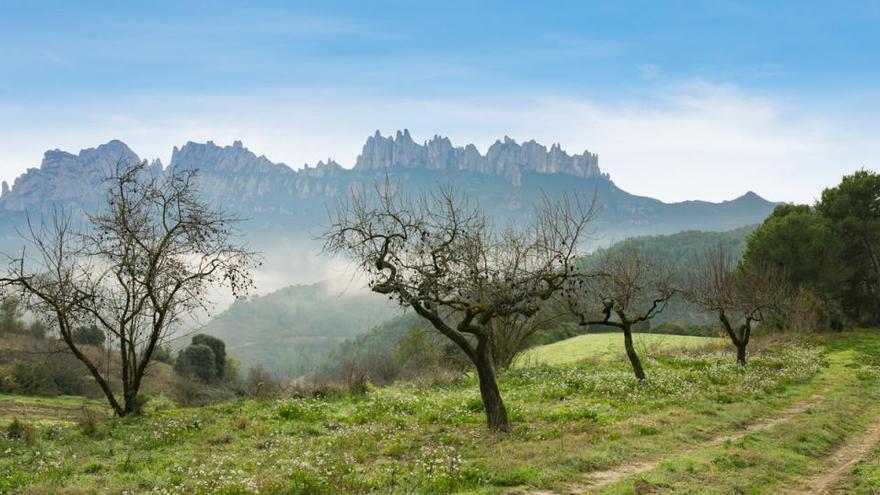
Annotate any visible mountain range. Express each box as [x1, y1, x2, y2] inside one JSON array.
[[0, 130, 777, 257], [0, 130, 780, 376]]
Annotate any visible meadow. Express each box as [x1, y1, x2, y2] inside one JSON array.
[[3, 331, 879, 494]]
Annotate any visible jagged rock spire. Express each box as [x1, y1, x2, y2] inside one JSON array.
[[353, 130, 602, 185]]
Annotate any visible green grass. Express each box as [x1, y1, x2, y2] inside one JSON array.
[[595, 331, 880, 494], [1, 332, 878, 494], [517, 332, 722, 367], [843, 447, 880, 494]]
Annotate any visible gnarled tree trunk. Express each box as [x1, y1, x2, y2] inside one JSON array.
[[622, 326, 646, 380], [736, 342, 747, 366], [474, 342, 509, 432]]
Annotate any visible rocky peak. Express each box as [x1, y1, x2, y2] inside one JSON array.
[[170, 140, 289, 176], [301, 159, 344, 178], [353, 130, 603, 185], [0, 140, 146, 211]]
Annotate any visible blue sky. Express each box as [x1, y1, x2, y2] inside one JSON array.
[[1, 0, 878, 202]]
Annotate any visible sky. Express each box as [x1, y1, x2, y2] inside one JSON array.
[[0, 0, 878, 203]]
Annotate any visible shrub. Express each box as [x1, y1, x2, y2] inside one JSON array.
[[175, 344, 217, 381], [72, 325, 105, 346], [277, 399, 328, 421], [0, 367, 17, 393], [27, 321, 47, 340], [11, 359, 94, 397], [12, 361, 59, 395], [6, 419, 35, 444], [153, 345, 175, 365], [246, 365, 283, 399], [223, 356, 243, 389], [192, 334, 226, 378], [0, 297, 26, 334], [340, 362, 369, 396], [78, 409, 100, 438]]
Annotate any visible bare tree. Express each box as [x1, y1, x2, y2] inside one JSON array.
[[1, 161, 256, 416], [323, 185, 594, 431], [685, 245, 787, 365], [564, 245, 676, 380]]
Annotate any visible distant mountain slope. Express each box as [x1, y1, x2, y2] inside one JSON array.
[[197, 282, 398, 377], [585, 224, 758, 268]]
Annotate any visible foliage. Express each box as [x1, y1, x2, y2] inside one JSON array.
[[71, 325, 105, 347], [153, 345, 175, 365], [176, 344, 218, 382], [192, 334, 226, 378], [743, 169, 880, 326], [10, 359, 95, 397], [0, 297, 26, 334]]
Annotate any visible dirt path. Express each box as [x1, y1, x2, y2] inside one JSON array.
[[779, 416, 880, 495], [510, 391, 829, 495]]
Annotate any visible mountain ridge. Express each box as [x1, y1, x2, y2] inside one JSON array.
[[0, 131, 779, 262], [0, 131, 767, 210]]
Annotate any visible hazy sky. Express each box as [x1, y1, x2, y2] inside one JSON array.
[[1, 0, 878, 203]]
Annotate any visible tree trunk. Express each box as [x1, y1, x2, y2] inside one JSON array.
[[474, 345, 509, 432], [122, 384, 142, 416], [58, 322, 125, 417], [622, 327, 646, 380], [736, 342, 747, 366]]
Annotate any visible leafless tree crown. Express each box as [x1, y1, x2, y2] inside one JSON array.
[[2, 160, 257, 415], [323, 185, 595, 359], [323, 183, 595, 430]]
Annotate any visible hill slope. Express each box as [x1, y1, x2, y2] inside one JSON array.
[[517, 332, 721, 367], [199, 282, 398, 377]]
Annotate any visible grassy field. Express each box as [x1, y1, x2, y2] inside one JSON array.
[[516, 332, 721, 367], [0, 394, 110, 426], [1, 331, 879, 494]]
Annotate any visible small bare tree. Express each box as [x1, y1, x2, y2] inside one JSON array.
[[685, 245, 787, 365], [323, 185, 594, 431], [1, 161, 256, 416], [564, 245, 676, 380]]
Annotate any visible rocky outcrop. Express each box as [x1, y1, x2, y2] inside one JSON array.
[[0, 132, 777, 241], [0, 132, 609, 211], [353, 130, 603, 185], [0, 140, 160, 211]]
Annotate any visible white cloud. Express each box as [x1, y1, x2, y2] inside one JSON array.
[[0, 80, 877, 204]]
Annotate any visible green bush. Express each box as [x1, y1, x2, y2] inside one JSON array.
[[0, 366, 17, 393], [6, 419, 34, 443], [175, 344, 217, 381], [192, 334, 226, 378], [11, 360, 93, 396], [72, 325, 105, 346], [153, 345, 175, 364]]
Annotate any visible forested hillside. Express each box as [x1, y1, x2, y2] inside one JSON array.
[[200, 282, 398, 377]]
